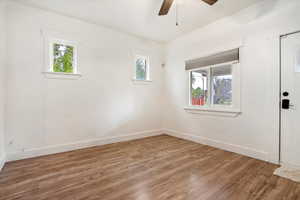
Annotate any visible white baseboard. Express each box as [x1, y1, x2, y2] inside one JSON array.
[[0, 154, 6, 172], [5, 128, 275, 164], [7, 129, 163, 162], [163, 128, 272, 163]]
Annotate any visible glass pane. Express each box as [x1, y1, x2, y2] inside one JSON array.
[[136, 57, 147, 80], [53, 43, 74, 73], [295, 49, 300, 72], [212, 65, 232, 106], [191, 70, 208, 106]]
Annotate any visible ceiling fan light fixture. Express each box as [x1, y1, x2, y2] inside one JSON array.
[[159, 0, 218, 16], [201, 0, 218, 6]]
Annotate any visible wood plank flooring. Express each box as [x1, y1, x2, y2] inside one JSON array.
[[1, 135, 300, 200]]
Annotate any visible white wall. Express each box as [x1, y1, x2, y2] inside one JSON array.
[[5, 2, 165, 160], [163, 0, 300, 164], [0, 0, 7, 169], [4, 0, 300, 164]]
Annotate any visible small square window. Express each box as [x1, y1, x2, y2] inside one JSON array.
[[49, 40, 78, 74], [53, 43, 74, 73], [134, 55, 150, 81]]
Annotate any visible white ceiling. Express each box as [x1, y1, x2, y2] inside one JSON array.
[[15, 0, 262, 42]]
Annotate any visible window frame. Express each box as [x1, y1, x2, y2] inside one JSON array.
[[42, 36, 81, 79], [186, 60, 241, 114], [133, 54, 151, 82]]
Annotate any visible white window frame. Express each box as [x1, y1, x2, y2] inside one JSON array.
[[185, 61, 241, 115], [133, 54, 151, 83], [43, 37, 81, 79]]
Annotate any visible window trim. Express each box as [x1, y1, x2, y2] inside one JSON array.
[[186, 60, 241, 114], [133, 54, 151, 82], [43, 38, 81, 79]]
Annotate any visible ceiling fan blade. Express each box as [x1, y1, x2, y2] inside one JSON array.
[[201, 0, 218, 5], [159, 0, 175, 16]]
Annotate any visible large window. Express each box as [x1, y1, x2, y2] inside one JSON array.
[[189, 62, 240, 111]]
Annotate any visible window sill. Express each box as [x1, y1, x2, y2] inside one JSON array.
[[184, 106, 241, 117], [42, 72, 82, 80], [132, 79, 152, 85]]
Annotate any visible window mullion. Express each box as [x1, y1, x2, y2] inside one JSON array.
[[207, 67, 212, 107], [190, 71, 193, 106]]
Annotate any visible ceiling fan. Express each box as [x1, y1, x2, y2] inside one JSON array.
[[158, 0, 218, 16]]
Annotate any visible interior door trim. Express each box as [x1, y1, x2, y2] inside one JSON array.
[[279, 30, 300, 164]]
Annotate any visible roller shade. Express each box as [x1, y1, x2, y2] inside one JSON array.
[[211, 65, 232, 76], [185, 48, 239, 70]]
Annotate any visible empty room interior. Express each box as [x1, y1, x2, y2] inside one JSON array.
[[1, 0, 300, 199]]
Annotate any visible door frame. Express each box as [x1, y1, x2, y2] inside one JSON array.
[[279, 30, 300, 164]]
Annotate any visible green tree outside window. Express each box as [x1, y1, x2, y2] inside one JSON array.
[[53, 43, 74, 73]]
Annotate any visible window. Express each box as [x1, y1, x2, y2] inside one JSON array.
[[134, 55, 150, 81], [185, 49, 240, 114], [296, 49, 300, 72], [48, 39, 78, 74], [188, 62, 240, 113], [191, 69, 209, 106], [211, 65, 232, 106]]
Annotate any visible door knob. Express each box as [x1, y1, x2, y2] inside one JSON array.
[[283, 91, 289, 97]]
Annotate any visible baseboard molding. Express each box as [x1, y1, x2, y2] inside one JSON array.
[[0, 154, 6, 172], [164, 128, 271, 163], [6, 128, 274, 164], [7, 129, 163, 162]]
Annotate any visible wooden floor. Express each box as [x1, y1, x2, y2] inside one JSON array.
[[1, 135, 300, 200]]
